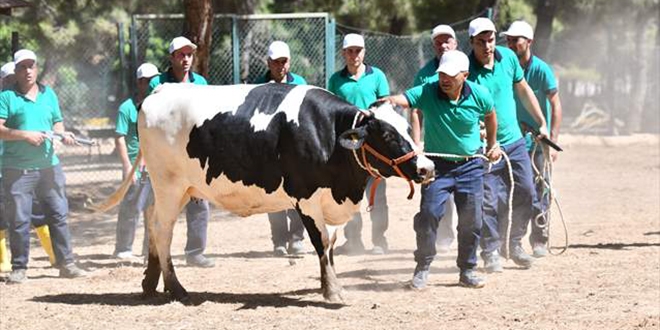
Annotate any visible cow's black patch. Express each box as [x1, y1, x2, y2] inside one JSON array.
[[186, 84, 418, 205]]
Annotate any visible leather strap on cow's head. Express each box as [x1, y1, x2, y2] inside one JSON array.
[[350, 110, 417, 210]]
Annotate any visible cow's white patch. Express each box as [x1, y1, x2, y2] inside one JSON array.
[[249, 84, 320, 132], [142, 83, 259, 145], [372, 103, 419, 153]]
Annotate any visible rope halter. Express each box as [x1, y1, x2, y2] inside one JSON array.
[[350, 111, 418, 211]]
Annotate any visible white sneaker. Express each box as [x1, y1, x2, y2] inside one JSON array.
[[115, 251, 135, 259]]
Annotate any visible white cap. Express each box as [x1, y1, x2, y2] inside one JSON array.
[[136, 63, 159, 79], [267, 41, 290, 60], [500, 20, 534, 40], [13, 49, 37, 65], [431, 24, 456, 40], [168, 36, 197, 54], [435, 50, 470, 76], [468, 17, 497, 37], [342, 33, 365, 49], [1, 62, 15, 79]]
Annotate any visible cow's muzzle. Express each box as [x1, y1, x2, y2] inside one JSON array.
[[415, 154, 435, 184]]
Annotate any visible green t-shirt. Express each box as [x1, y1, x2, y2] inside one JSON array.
[[404, 80, 493, 157], [0, 85, 62, 170], [328, 65, 390, 109], [148, 70, 208, 94], [254, 72, 307, 85], [115, 97, 140, 164], [468, 46, 524, 146], [413, 58, 440, 87], [515, 55, 557, 150]]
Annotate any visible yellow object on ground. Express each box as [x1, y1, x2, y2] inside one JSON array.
[[34, 225, 57, 266], [0, 230, 11, 272]]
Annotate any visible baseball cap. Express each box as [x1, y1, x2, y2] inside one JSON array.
[[13, 49, 37, 65], [431, 24, 456, 40], [267, 41, 290, 60], [136, 63, 159, 79], [342, 33, 365, 49], [468, 17, 497, 37], [1, 62, 15, 79], [500, 20, 534, 40], [435, 50, 470, 76], [168, 36, 197, 54]]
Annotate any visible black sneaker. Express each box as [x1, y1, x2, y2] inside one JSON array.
[[186, 254, 215, 268], [410, 265, 430, 290], [510, 245, 534, 269], [59, 263, 87, 279], [459, 269, 485, 288], [334, 240, 366, 256], [7, 269, 27, 284], [481, 251, 503, 273], [532, 243, 548, 258], [287, 240, 305, 255]]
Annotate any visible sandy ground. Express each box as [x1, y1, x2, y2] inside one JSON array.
[[0, 137, 659, 330]]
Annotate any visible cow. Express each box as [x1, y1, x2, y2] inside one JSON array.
[[97, 82, 434, 304]]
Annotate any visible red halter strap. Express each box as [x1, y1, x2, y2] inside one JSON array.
[[359, 143, 418, 210]]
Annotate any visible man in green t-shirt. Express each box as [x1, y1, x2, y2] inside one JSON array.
[[253, 41, 307, 257], [0, 49, 86, 283], [467, 18, 548, 272], [113, 63, 160, 260], [328, 33, 391, 255], [412, 24, 460, 254], [148, 36, 214, 268], [381, 50, 501, 288], [502, 20, 563, 257]]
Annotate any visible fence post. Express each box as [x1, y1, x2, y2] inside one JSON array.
[[117, 22, 127, 101], [232, 15, 240, 84], [129, 16, 139, 90], [325, 17, 335, 89]]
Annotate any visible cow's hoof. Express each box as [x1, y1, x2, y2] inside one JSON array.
[[140, 290, 158, 300], [323, 290, 344, 303], [170, 292, 192, 305]]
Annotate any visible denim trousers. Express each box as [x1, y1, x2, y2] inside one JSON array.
[[114, 177, 153, 255], [413, 157, 484, 271], [267, 209, 304, 247], [344, 177, 389, 247], [529, 145, 550, 245], [0, 178, 47, 230], [481, 138, 541, 254], [183, 198, 209, 257], [2, 164, 74, 269]]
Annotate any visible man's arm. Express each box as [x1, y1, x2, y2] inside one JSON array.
[[547, 90, 563, 161], [114, 135, 134, 182], [410, 109, 423, 148], [52, 121, 76, 145], [0, 118, 48, 146], [484, 110, 501, 162], [514, 79, 548, 138], [380, 94, 410, 108]]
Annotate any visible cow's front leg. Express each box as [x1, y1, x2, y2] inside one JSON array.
[[297, 206, 344, 303]]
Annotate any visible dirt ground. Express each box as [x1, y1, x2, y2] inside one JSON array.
[[1, 136, 659, 330]]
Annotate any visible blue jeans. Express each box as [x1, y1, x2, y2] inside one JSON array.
[[0, 178, 47, 230], [114, 177, 153, 255], [268, 209, 304, 247], [2, 164, 75, 269], [413, 157, 484, 271], [481, 138, 541, 254], [344, 178, 389, 248], [184, 198, 209, 257], [529, 145, 550, 245]]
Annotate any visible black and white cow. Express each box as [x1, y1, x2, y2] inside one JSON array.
[[98, 82, 434, 303]]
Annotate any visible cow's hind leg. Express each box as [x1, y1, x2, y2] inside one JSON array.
[[297, 206, 343, 303], [153, 190, 191, 304], [141, 204, 160, 298]]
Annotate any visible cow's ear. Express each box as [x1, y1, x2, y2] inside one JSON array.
[[338, 127, 367, 150]]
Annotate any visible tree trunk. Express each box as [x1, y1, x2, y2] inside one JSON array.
[[184, 0, 214, 78], [533, 0, 557, 59], [478, 0, 500, 21], [627, 13, 651, 133]]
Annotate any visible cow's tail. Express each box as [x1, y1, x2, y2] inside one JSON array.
[[90, 149, 143, 212]]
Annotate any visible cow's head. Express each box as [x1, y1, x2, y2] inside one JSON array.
[[338, 102, 435, 184]]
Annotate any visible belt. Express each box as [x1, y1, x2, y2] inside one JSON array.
[[437, 157, 471, 165]]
